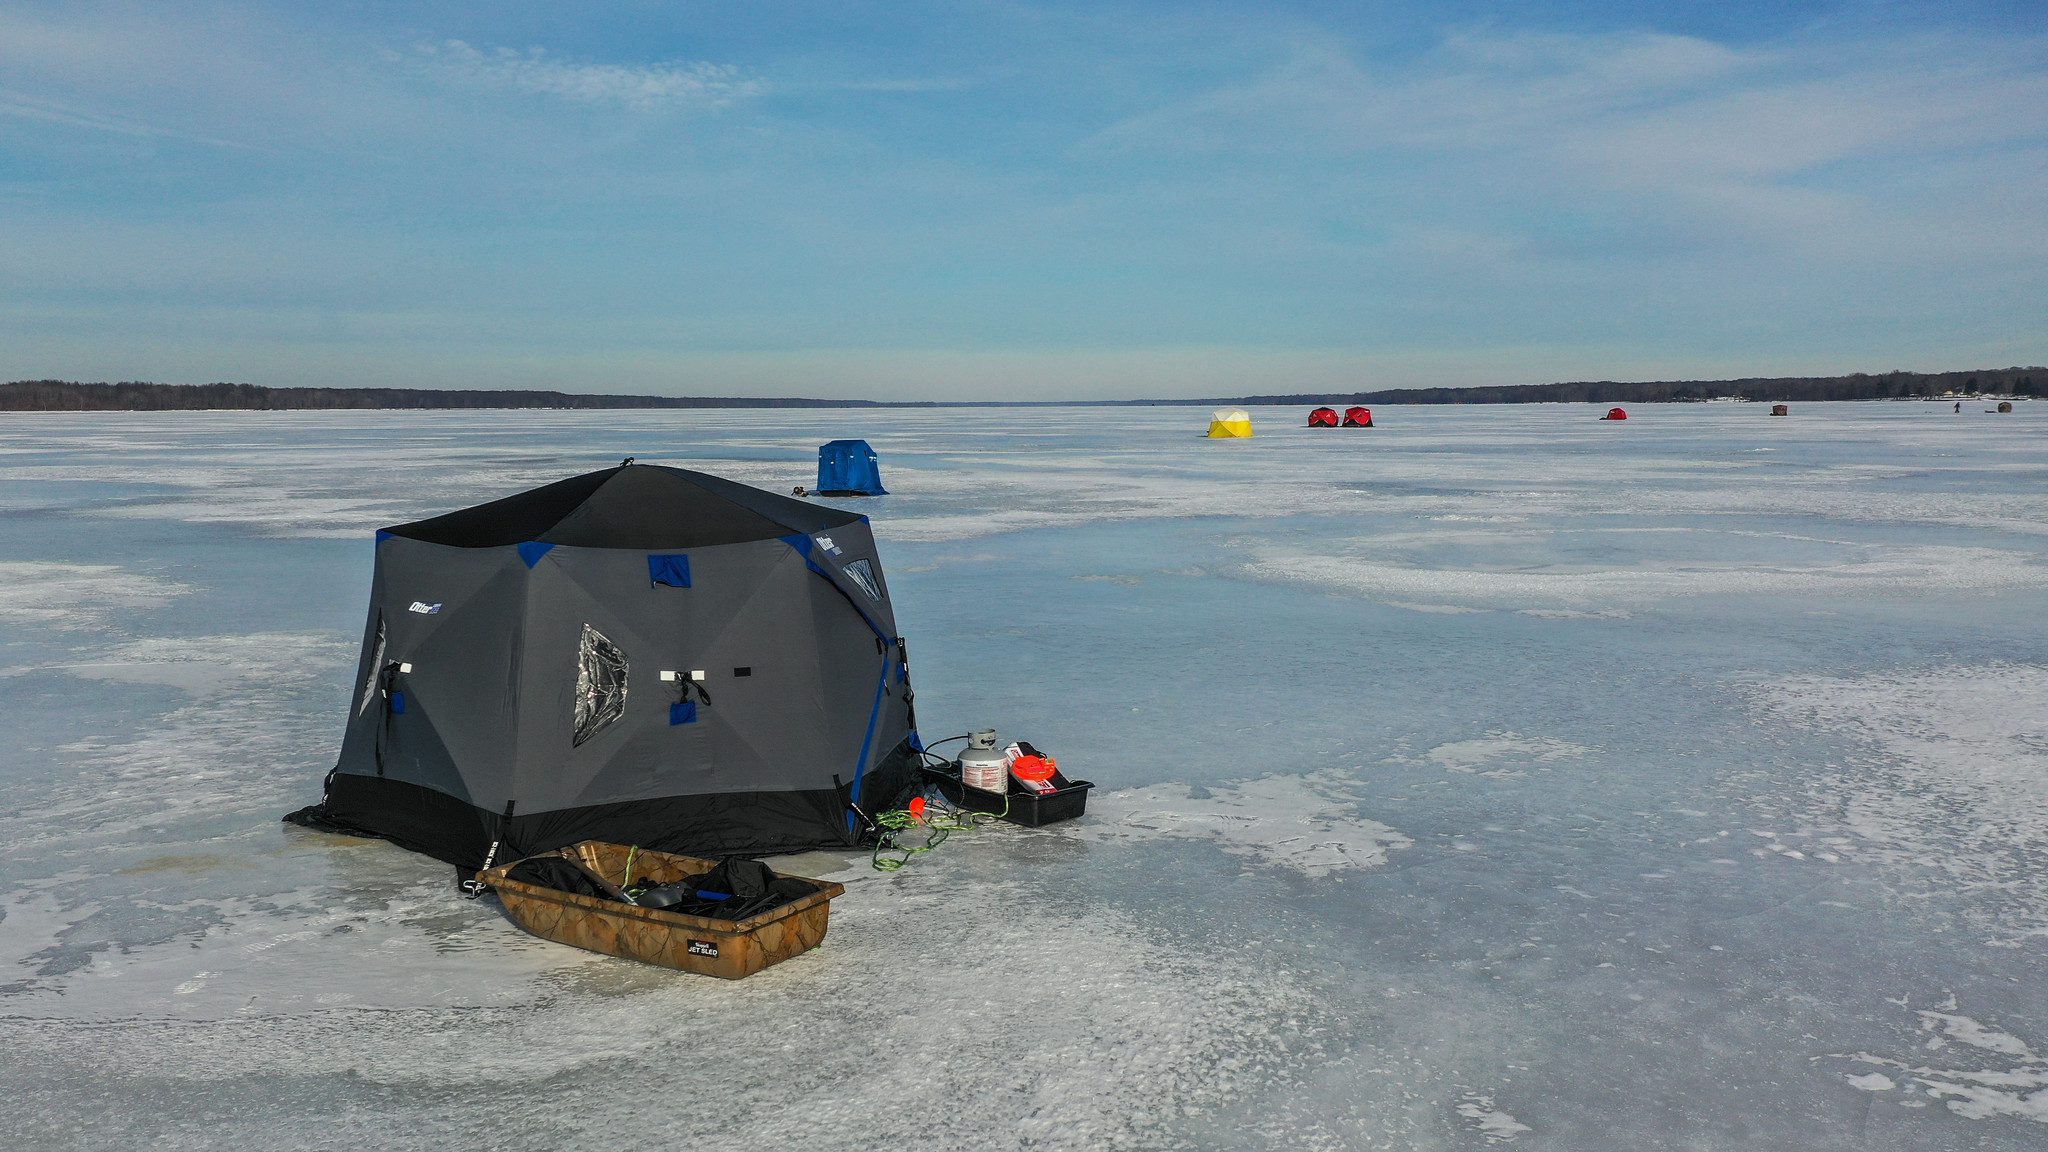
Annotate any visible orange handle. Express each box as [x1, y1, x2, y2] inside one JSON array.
[[1011, 755, 1057, 782]]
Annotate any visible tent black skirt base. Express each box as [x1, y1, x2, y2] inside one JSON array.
[[286, 741, 921, 872]]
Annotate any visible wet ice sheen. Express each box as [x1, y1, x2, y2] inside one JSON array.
[[0, 402, 2044, 1150]]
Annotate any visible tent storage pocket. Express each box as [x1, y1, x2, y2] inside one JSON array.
[[920, 763, 1093, 827], [476, 841, 844, 979]]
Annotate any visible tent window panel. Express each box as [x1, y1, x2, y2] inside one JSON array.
[[842, 558, 883, 602], [573, 624, 629, 747], [356, 614, 387, 716]]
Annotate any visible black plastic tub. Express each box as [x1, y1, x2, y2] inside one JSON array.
[[919, 763, 1093, 827]]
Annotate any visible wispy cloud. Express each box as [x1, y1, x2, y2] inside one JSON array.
[[805, 75, 989, 94], [1084, 27, 2045, 170], [0, 91, 255, 150], [1079, 27, 2048, 261], [409, 40, 758, 112]]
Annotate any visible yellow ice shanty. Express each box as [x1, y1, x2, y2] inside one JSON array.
[[1206, 408, 1254, 438]]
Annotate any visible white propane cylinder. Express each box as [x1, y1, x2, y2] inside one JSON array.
[[958, 729, 1009, 793]]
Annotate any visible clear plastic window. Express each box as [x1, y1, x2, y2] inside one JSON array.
[[842, 558, 882, 602], [574, 624, 629, 746], [357, 615, 386, 716]]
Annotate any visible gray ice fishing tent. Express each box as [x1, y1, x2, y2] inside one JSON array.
[[286, 462, 921, 869]]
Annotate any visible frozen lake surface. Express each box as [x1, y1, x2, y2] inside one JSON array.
[[1, 402, 2044, 1149]]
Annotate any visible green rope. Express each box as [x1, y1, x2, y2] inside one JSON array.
[[870, 792, 1010, 871]]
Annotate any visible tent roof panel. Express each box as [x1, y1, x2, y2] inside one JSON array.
[[384, 463, 861, 549]]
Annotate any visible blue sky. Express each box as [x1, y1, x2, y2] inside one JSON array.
[[3, 1, 2043, 399]]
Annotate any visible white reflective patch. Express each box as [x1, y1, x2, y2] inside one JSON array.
[[407, 601, 441, 614]]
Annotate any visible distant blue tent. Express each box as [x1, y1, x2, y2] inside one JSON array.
[[815, 439, 887, 496]]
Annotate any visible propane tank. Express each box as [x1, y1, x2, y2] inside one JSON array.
[[957, 729, 1009, 793]]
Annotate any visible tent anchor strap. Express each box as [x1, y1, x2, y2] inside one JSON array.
[[463, 800, 518, 898]]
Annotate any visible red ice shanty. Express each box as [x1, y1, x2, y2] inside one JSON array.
[[1602, 407, 1628, 421], [1308, 407, 1339, 427], [1343, 406, 1373, 427]]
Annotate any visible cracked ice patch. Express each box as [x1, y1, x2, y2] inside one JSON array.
[[1418, 731, 1590, 778], [1075, 770, 1411, 878], [1457, 1092, 1533, 1143], [1749, 663, 2048, 945], [0, 561, 186, 629], [1829, 1002, 2048, 1124]]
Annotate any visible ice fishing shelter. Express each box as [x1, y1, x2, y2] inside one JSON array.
[[286, 462, 921, 870], [1207, 408, 1254, 438], [1603, 407, 1629, 421], [815, 439, 887, 496], [1308, 407, 1339, 428], [1343, 406, 1373, 427]]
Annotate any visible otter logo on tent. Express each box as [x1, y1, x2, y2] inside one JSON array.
[[407, 601, 442, 615], [814, 535, 842, 556]]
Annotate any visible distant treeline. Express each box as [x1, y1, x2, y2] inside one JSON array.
[[1220, 367, 2045, 407], [0, 380, 918, 412], [2, 367, 2041, 412]]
